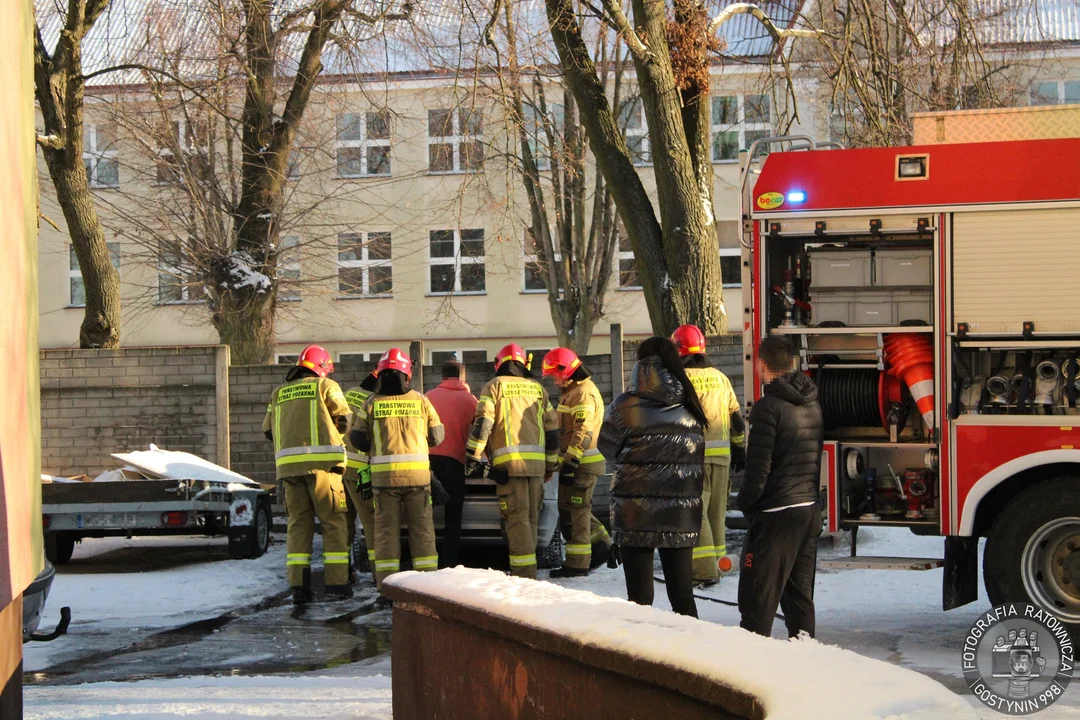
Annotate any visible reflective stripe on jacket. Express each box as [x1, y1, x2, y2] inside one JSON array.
[[262, 377, 350, 480], [360, 390, 442, 487], [557, 378, 606, 476], [685, 366, 743, 465], [466, 377, 559, 477], [343, 387, 374, 483]]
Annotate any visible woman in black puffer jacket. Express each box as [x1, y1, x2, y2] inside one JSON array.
[[599, 336, 707, 618]]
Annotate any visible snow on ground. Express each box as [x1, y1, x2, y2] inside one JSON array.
[[23, 535, 287, 672], [23, 668, 393, 720]]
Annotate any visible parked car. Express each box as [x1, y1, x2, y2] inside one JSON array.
[[22, 559, 70, 643]]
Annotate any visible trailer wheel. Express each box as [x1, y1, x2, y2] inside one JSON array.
[[985, 477, 1080, 639], [229, 497, 271, 560], [44, 532, 76, 566]]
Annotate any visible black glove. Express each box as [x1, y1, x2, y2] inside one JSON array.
[[360, 485, 373, 501], [430, 475, 451, 506], [488, 466, 510, 485], [264, 429, 273, 442], [464, 459, 484, 479], [559, 461, 577, 485], [607, 544, 621, 569], [730, 445, 746, 474]]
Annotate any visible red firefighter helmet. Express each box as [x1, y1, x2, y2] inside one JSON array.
[[542, 348, 581, 382], [297, 345, 334, 377], [671, 324, 707, 357], [495, 343, 530, 371], [376, 348, 413, 379]]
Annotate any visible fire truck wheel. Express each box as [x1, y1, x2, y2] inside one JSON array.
[[985, 477, 1080, 638]]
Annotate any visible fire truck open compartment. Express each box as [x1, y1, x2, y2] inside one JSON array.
[[743, 132, 1080, 620]]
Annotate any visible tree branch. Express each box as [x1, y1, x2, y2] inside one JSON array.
[[708, 3, 819, 40], [599, 0, 651, 61]]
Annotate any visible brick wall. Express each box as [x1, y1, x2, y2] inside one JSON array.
[[39, 347, 225, 479], [621, 334, 745, 404]]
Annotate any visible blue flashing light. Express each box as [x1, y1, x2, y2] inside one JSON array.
[[787, 190, 807, 203]]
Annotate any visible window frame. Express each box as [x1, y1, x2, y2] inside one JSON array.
[[336, 230, 393, 299], [719, 247, 742, 289], [616, 234, 642, 291], [334, 111, 392, 179], [69, 241, 120, 308], [1029, 79, 1080, 106], [155, 119, 209, 186], [522, 228, 562, 294], [618, 96, 651, 167], [427, 228, 486, 296], [278, 235, 301, 302], [84, 123, 119, 189], [523, 102, 564, 172], [276, 354, 300, 365], [710, 93, 773, 164], [429, 349, 488, 366], [156, 240, 199, 305], [426, 107, 484, 174]]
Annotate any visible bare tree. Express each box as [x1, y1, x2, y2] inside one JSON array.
[[35, 0, 122, 348], [539, 0, 808, 335], [787, 0, 1030, 147], [483, 1, 629, 354]]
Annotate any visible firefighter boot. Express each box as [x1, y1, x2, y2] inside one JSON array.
[[549, 565, 590, 579], [325, 584, 353, 601], [292, 567, 313, 605]]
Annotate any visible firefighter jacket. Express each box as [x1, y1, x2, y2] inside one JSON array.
[[262, 377, 350, 481], [684, 366, 744, 465], [342, 386, 375, 485], [556, 378, 607, 476], [357, 390, 444, 488], [466, 376, 560, 477]]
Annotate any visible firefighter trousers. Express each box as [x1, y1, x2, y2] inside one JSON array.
[[693, 463, 731, 582], [558, 472, 611, 570], [343, 478, 376, 576], [283, 471, 350, 588], [372, 485, 438, 590], [499, 476, 543, 579]]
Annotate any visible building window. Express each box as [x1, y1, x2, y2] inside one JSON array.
[[337, 231, 392, 297], [84, 124, 119, 188], [431, 350, 487, 366], [278, 235, 301, 301], [711, 93, 772, 162], [276, 354, 299, 365], [428, 107, 484, 173], [720, 248, 741, 288], [618, 97, 651, 166], [156, 119, 208, 185], [338, 352, 379, 363], [1030, 80, 1080, 106], [69, 242, 120, 307], [287, 149, 301, 180], [429, 228, 485, 295], [523, 228, 562, 294], [335, 111, 391, 178], [524, 102, 563, 171], [617, 233, 641, 290], [156, 240, 198, 304]]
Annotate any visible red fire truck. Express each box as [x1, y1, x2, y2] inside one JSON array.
[[739, 114, 1080, 629]]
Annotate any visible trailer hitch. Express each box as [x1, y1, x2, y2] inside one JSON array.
[[28, 606, 71, 642]]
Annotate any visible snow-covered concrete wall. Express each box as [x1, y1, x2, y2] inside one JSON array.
[[384, 568, 980, 720]]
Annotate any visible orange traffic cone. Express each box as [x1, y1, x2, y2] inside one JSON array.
[[884, 334, 935, 431]]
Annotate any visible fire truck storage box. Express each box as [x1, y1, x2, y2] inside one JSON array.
[[812, 289, 931, 327], [807, 248, 872, 288], [873, 249, 933, 287], [952, 208, 1080, 335]]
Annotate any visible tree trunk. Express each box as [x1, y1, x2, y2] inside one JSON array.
[[214, 288, 275, 365], [41, 153, 122, 348]]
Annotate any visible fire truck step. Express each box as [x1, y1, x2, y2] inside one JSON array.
[[820, 556, 943, 571]]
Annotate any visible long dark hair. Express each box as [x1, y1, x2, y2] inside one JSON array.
[[637, 337, 709, 429]]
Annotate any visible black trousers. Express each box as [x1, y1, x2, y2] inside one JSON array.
[[738, 504, 822, 638], [430, 455, 466, 568], [621, 546, 698, 618]]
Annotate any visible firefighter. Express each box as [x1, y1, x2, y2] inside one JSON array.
[[542, 348, 612, 577], [342, 371, 379, 582], [672, 324, 746, 587], [349, 348, 446, 593], [262, 346, 352, 604], [464, 343, 560, 579]]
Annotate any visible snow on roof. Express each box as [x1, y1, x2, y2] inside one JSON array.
[[384, 568, 980, 720], [975, 0, 1080, 46]]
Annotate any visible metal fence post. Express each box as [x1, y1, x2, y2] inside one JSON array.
[[410, 340, 425, 391], [610, 323, 624, 397]]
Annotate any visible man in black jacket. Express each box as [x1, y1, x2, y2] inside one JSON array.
[[737, 336, 824, 638]]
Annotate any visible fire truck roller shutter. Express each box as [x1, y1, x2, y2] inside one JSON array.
[[985, 475, 1080, 646], [953, 208, 1080, 336]]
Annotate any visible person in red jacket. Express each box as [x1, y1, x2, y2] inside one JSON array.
[[425, 359, 478, 567]]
